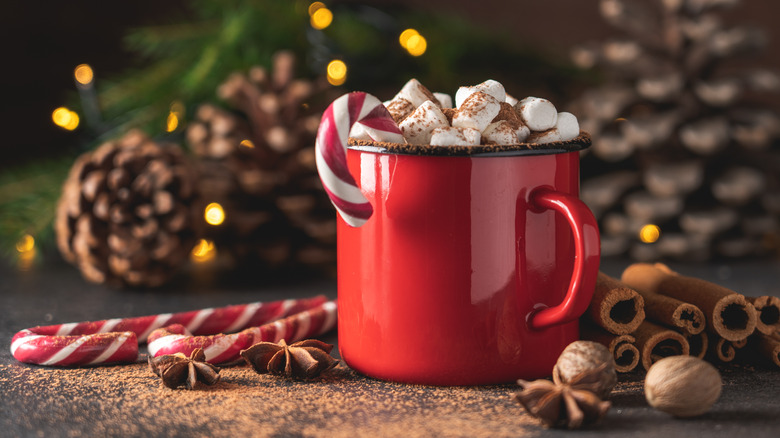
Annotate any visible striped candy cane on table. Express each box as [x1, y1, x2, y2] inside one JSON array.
[[147, 300, 337, 364], [315, 92, 405, 227], [10, 296, 328, 367]]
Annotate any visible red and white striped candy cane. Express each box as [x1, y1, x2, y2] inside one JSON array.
[[10, 296, 327, 366], [315, 92, 404, 227], [147, 300, 337, 364]]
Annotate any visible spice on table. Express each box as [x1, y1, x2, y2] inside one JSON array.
[[552, 340, 617, 399], [515, 365, 611, 429], [240, 339, 338, 379], [148, 348, 220, 390]]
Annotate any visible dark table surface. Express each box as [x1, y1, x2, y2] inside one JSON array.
[[2, 256, 779, 437]]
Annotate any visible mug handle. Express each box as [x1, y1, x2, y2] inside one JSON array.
[[527, 187, 600, 330]]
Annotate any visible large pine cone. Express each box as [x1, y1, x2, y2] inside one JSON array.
[[55, 130, 199, 287], [186, 51, 337, 273]]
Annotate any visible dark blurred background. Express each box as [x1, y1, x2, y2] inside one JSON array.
[[2, 0, 776, 168]]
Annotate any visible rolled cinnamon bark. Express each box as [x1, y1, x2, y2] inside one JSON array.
[[709, 335, 747, 362], [750, 333, 780, 368], [747, 296, 780, 336], [680, 330, 708, 359], [580, 323, 640, 373], [633, 288, 705, 335], [633, 320, 690, 371], [621, 263, 757, 341], [586, 272, 645, 335]]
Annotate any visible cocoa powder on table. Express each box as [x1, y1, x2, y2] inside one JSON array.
[[0, 361, 541, 437]]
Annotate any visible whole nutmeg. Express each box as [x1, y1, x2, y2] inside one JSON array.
[[645, 355, 722, 417], [553, 340, 617, 399]]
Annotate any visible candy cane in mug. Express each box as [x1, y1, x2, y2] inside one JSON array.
[[315, 92, 404, 227], [10, 296, 328, 366], [147, 300, 337, 364]]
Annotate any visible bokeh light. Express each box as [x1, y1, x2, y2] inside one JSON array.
[[399, 29, 419, 48], [327, 59, 347, 86], [310, 7, 333, 30], [74, 64, 94, 85], [639, 224, 661, 243], [52, 107, 80, 131], [405, 34, 427, 57], [240, 139, 255, 148], [204, 202, 226, 226], [308, 2, 326, 16], [16, 234, 35, 253], [190, 239, 217, 263], [166, 112, 179, 132]]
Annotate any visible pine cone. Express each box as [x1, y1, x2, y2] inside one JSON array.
[[571, 0, 780, 260], [186, 51, 338, 273], [55, 130, 198, 287]]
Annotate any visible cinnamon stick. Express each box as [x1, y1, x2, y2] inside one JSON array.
[[680, 330, 708, 359], [621, 263, 757, 341], [580, 323, 640, 373], [633, 320, 690, 371], [586, 272, 645, 335], [633, 287, 705, 335], [747, 296, 780, 335], [749, 333, 780, 368], [708, 335, 747, 362]]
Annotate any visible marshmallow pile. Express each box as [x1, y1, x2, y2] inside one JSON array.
[[352, 79, 581, 147]]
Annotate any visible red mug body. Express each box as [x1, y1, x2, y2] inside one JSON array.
[[337, 146, 599, 385]]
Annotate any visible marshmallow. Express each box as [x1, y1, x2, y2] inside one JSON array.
[[430, 127, 481, 146], [455, 80, 506, 108], [399, 100, 450, 144], [554, 112, 580, 141], [527, 112, 580, 144], [517, 97, 558, 131], [433, 92, 453, 109], [491, 102, 530, 142], [505, 93, 519, 106], [452, 92, 501, 132], [384, 97, 415, 123], [394, 78, 438, 108], [482, 121, 519, 145]]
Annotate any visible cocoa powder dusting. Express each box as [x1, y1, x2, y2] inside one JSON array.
[[0, 362, 541, 437]]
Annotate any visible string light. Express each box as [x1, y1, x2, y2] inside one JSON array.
[[16, 234, 36, 270], [74, 64, 94, 86], [15, 234, 35, 253], [310, 6, 333, 30], [399, 29, 419, 48], [327, 59, 347, 86], [240, 139, 255, 148], [52, 107, 80, 131], [204, 202, 226, 226], [166, 100, 184, 132], [405, 34, 427, 56], [190, 239, 217, 263], [308, 2, 326, 16], [639, 224, 661, 243]]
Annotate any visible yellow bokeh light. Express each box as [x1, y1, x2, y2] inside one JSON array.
[[52, 107, 72, 126], [639, 224, 661, 244], [52, 107, 80, 131], [240, 139, 255, 148], [308, 1, 326, 16], [190, 239, 217, 263], [16, 234, 35, 253], [327, 59, 347, 86], [310, 7, 333, 30], [74, 64, 94, 85], [166, 112, 179, 132], [405, 34, 427, 57], [204, 202, 226, 226], [399, 28, 419, 49]]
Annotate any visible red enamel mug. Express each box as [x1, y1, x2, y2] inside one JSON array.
[[315, 92, 599, 385]]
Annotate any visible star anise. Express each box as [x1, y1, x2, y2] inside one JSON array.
[[514, 365, 611, 429], [148, 348, 220, 390], [240, 339, 338, 379]]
